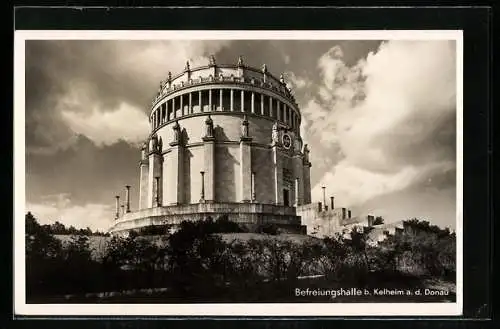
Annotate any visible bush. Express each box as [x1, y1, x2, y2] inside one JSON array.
[[25, 212, 456, 300]]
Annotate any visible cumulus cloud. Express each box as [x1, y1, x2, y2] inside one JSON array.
[[26, 193, 114, 231], [61, 101, 149, 147], [285, 71, 312, 90], [25, 40, 231, 154], [305, 41, 457, 208]]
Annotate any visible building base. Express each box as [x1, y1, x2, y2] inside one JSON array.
[[109, 202, 306, 236]]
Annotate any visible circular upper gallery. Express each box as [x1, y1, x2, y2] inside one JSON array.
[[148, 56, 302, 132]]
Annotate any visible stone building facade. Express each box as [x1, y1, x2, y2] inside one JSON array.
[[108, 57, 312, 234]]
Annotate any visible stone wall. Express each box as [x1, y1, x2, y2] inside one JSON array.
[[296, 203, 360, 238]]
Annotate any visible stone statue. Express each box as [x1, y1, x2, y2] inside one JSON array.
[[303, 144, 310, 162], [157, 136, 163, 152], [205, 115, 214, 137], [280, 73, 285, 84], [185, 61, 190, 71], [168, 71, 172, 82], [209, 55, 216, 66], [150, 134, 158, 152], [241, 115, 249, 138], [272, 121, 279, 144], [237, 55, 244, 66], [172, 120, 181, 143], [141, 142, 148, 159], [262, 63, 268, 73]]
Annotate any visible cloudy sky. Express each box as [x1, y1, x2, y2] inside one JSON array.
[[23, 38, 457, 231]]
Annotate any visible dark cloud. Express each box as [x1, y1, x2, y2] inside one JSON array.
[[26, 135, 141, 208]]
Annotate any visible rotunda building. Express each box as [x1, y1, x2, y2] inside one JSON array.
[[108, 56, 312, 234]]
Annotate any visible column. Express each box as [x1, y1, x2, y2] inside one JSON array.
[[251, 92, 255, 114], [199, 90, 202, 112], [322, 186, 327, 211], [277, 101, 281, 121], [240, 90, 245, 112], [260, 94, 264, 115], [139, 158, 149, 210], [330, 196, 335, 209], [121, 205, 125, 217], [125, 185, 131, 212], [209, 89, 212, 111], [251, 172, 256, 202], [269, 96, 273, 118], [172, 97, 176, 118], [219, 89, 223, 111], [200, 171, 205, 202], [189, 92, 192, 114], [166, 100, 170, 121], [230, 89, 234, 111], [294, 178, 299, 206], [115, 196, 120, 219], [180, 94, 184, 116]]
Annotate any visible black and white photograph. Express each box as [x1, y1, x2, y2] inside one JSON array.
[[15, 30, 462, 316]]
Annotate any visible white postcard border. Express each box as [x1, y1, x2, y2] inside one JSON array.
[[14, 29, 463, 317]]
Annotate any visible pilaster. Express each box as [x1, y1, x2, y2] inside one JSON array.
[[203, 115, 216, 202], [293, 154, 304, 206], [302, 145, 312, 204], [168, 122, 184, 205], [239, 116, 252, 202], [147, 152, 163, 208], [272, 146, 284, 205], [202, 139, 215, 202]]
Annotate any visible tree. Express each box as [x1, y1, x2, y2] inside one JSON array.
[[373, 216, 385, 225], [25, 212, 63, 261]]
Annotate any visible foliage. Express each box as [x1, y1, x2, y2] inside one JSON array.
[[25, 212, 456, 301], [373, 216, 385, 225], [37, 218, 110, 236]]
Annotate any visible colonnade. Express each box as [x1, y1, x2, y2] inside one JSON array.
[[150, 88, 301, 131]]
